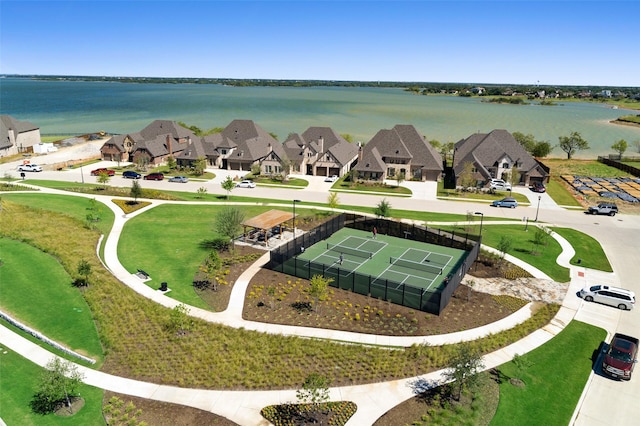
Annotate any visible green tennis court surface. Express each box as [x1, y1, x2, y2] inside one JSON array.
[[297, 228, 465, 293]]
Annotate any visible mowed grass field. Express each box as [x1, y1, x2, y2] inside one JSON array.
[[118, 203, 294, 309], [0, 238, 104, 362], [0, 348, 105, 426], [491, 320, 606, 426]]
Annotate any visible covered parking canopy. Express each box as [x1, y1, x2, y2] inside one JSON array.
[[241, 209, 295, 245]]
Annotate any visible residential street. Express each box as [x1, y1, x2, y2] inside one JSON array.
[[2, 150, 640, 425]]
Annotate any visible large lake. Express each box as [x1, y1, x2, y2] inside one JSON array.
[[2, 77, 639, 158]]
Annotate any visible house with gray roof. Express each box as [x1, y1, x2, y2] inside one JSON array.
[[100, 120, 195, 165], [453, 129, 550, 187], [282, 126, 359, 177], [1, 115, 41, 157], [354, 124, 443, 181]]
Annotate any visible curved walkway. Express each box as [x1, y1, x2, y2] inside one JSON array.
[[0, 185, 615, 426]]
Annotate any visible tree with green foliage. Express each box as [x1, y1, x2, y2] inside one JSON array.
[[215, 207, 246, 252], [394, 171, 405, 187], [611, 139, 628, 158], [457, 161, 476, 190], [558, 131, 589, 159], [327, 191, 340, 211], [167, 304, 192, 336], [97, 170, 111, 188], [341, 133, 354, 143], [166, 155, 177, 170], [428, 139, 441, 150], [507, 166, 520, 192], [531, 141, 552, 158], [497, 236, 513, 260], [513, 132, 552, 158], [348, 169, 358, 187], [199, 250, 222, 290], [296, 373, 331, 413], [374, 198, 391, 218], [251, 163, 261, 177], [309, 274, 333, 313], [30, 357, 85, 415], [195, 186, 208, 199], [442, 343, 485, 401], [531, 227, 551, 255], [511, 353, 533, 384], [130, 179, 142, 203], [77, 259, 92, 286], [193, 157, 207, 175], [221, 176, 235, 199]]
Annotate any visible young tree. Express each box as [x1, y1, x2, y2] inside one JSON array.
[[167, 304, 192, 336], [130, 179, 142, 203], [374, 198, 391, 218], [348, 168, 358, 187], [166, 155, 177, 170], [96, 170, 111, 188], [309, 274, 333, 313], [511, 353, 533, 385], [497, 236, 513, 260], [199, 250, 222, 290], [76, 259, 91, 286], [31, 358, 85, 415], [558, 131, 590, 159], [327, 191, 340, 211], [611, 139, 628, 159], [394, 171, 405, 187], [457, 161, 476, 190], [195, 186, 208, 199], [296, 373, 331, 414], [531, 227, 550, 255], [507, 166, 520, 193], [442, 343, 485, 401], [215, 207, 246, 252], [221, 176, 235, 199], [279, 158, 291, 181], [193, 157, 207, 175]]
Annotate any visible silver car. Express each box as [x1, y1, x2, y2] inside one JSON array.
[[236, 180, 256, 188]]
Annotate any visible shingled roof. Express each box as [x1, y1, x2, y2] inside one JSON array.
[[1, 115, 39, 150], [221, 119, 285, 162], [453, 129, 545, 179]]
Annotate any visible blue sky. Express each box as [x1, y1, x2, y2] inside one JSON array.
[[1, 1, 638, 86]]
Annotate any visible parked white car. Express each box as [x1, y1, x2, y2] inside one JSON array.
[[579, 285, 635, 310], [17, 164, 43, 172], [236, 180, 256, 188], [489, 178, 511, 191], [325, 175, 338, 182]]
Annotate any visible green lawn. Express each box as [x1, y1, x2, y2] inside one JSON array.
[[0, 238, 104, 363], [0, 348, 105, 426], [491, 320, 606, 426], [441, 224, 570, 282], [436, 181, 530, 204], [552, 227, 613, 272], [332, 179, 413, 196], [546, 178, 582, 207], [2, 193, 115, 237], [117, 203, 280, 309]]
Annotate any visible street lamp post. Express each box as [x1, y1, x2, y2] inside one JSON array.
[[474, 212, 484, 237], [534, 195, 542, 222], [292, 199, 301, 237], [474, 211, 484, 271]]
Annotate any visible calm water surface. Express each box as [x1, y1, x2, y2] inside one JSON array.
[[2, 78, 638, 158]]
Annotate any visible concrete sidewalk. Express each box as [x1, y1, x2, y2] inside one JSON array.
[[0, 186, 618, 426]]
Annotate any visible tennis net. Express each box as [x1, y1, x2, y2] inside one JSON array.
[[390, 257, 442, 275], [327, 243, 373, 259]]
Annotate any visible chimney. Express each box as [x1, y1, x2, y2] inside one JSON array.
[[166, 135, 172, 155], [318, 136, 324, 153]]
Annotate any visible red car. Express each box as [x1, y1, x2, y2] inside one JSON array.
[[144, 172, 164, 181], [530, 182, 546, 193], [90, 168, 116, 176]]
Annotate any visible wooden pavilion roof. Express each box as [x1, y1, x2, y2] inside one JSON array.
[[241, 209, 294, 230]]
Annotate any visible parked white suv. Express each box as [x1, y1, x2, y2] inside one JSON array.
[[489, 178, 511, 191], [579, 285, 635, 310]]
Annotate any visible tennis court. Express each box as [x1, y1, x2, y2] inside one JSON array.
[[296, 228, 465, 294]]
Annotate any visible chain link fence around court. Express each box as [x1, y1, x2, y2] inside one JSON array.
[[268, 213, 481, 315]]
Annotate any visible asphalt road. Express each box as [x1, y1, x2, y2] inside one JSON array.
[[4, 149, 640, 425]]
